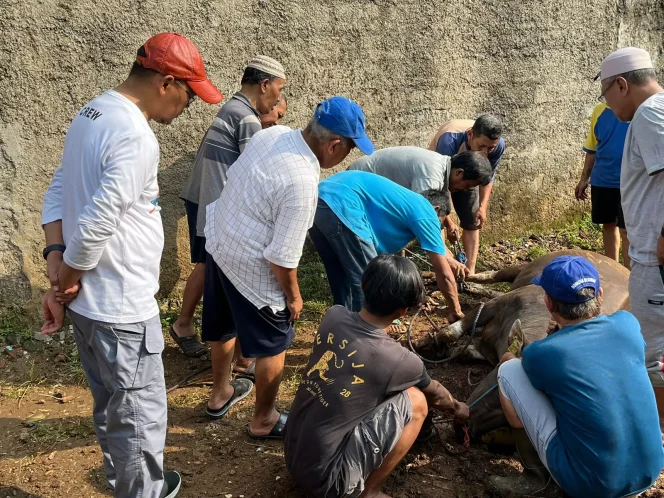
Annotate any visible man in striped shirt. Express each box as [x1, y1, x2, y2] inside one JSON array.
[[173, 56, 286, 359]]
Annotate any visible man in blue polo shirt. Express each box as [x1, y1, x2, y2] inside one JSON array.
[[575, 103, 630, 267], [428, 114, 506, 274], [310, 171, 463, 321], [491, 256, 663, 497]]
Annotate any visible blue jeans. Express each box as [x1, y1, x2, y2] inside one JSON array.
[[309, 199, 377, 311]]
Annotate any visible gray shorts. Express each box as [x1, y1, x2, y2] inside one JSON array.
[[326, 391, 412, 498], [629, 262, 664, 387], [497, 359, 557, 471]]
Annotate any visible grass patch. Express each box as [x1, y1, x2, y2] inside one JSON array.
[[526, 246, 548, 261], [0, 307, 34, 341], [27, 418, 95, 447], [553, 213, 602, 251], [168, 390, 207, 409]]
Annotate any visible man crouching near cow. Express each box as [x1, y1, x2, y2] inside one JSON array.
[[492, 256, 663, 497], [284, 255, 470, 498]]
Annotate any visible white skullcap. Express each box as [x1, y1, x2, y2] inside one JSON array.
[[596, 47, 653, 81], [246, 55, 286, 80]]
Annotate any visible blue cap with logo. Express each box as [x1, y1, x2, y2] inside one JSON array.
[[531, 256, 600, 303], [314, 96, 374, 155]]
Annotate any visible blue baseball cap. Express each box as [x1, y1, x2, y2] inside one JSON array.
[[531, 256, 600, 303], [314, 97, 374, 155]]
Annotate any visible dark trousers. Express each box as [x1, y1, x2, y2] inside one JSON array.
[[309, 199, 377, 312]]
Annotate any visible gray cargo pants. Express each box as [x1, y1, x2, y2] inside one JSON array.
[[69, 309, 167, 498]]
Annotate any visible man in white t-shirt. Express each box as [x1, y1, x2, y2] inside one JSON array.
[[203, 97, 374, 439], [40, 33, 223, 498], [599, 47, 664, 430]]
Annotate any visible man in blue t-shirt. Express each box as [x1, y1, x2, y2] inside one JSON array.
[[575, 103, 630, 267], [310, 171, 463, 321], [428, 114, 505, 275], [491, 256, 663, 497]]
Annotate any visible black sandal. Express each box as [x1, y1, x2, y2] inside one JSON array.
[[169, 325, 208, 358], [206, 378, 254, 419], [247, 411, 288, 440], [233, 360, 256, 381]]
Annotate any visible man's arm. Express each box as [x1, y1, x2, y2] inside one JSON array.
[[420, 379, 470, 420], [575, 153, 595, 201], [269, 263, 303, 322], [476, 183, 493, 228], [427, 251, 463, 322]]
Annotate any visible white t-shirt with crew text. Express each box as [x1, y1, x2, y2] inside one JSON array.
[[42, 90, 163, 323]]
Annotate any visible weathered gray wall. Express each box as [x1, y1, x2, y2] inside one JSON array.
[[0, 0, 662, 311]]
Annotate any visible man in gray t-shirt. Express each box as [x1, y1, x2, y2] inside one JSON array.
[[285, 255, 469, 498], [171, 56, 286, 359], [600, 47, 664, 431]]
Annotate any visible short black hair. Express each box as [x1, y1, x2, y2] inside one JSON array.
[[361, 255, 427, 317], [450, 150, 493, 185], [129, 45, 158, 79], [241, 66, 278, 85], [472, 114, 503, 140], [421, 189, 450, 216]]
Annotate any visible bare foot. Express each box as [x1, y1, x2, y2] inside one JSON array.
[[234, 357, 254, 373], [248, 410, 280, 437], [207, 385, 234, 411], [172, 319, 196, 338]]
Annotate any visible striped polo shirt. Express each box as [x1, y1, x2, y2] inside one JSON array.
[[180, 92, 261, 236]]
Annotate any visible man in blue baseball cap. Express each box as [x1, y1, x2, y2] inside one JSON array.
[[490, 256, 663, 497], [201, 96, 372, 438]]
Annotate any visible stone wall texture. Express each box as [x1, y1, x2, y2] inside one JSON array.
[[0, 0, 662, 312]]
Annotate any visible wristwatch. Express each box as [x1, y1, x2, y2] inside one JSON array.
[[43, 244, 66, 260]]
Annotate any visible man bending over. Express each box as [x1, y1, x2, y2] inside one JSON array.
[[285, 254, 470, 498]]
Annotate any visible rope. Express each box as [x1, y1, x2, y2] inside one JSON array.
[[407, 302, 484, 364], [468, 383, 499, 409]]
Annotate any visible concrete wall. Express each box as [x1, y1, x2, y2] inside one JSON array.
[[0, 0, 662, 312]]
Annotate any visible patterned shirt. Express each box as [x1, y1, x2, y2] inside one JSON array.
[[205, 126, 320, 312], [180, 92, 261, 236]]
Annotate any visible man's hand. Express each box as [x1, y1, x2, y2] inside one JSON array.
[[42, 287, 65, 335], [475, 205, 488, 229], [453, 400, 471, 421], [447, 309, 464, 324], [448, 258, 470, 280], [287, 296, 303, 323], [657, 234, 664, 266], [55, 283, 81, 305], [445, 220, 459, 244], [575, 179, 589, 201]]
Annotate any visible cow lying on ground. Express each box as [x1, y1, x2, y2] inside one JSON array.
[[421, 249, 630, 441]]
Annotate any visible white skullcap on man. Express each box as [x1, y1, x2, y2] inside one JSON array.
[[246, 55, 286, 80], [596, 47, 653, 81]]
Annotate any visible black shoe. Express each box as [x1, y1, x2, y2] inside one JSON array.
[[160, 471, 182, 498]]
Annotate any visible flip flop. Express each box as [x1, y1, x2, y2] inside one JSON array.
[[233, 359, 256, 381], [247, 411, 288, 440], [206, 378, 254, 419], [169, 325, 208, 358]]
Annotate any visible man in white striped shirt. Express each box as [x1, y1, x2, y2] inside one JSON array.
[[203, 97, 374, 439]]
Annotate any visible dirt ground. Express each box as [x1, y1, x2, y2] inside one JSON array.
[[2, 220, 664, 498]]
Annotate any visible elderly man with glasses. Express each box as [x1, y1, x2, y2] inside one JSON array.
[[597, 47, 664, 434]]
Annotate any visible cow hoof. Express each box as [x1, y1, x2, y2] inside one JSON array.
[[437, 320, 465, 343]]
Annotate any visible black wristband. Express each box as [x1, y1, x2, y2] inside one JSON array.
[[43, 244, 66, 260]]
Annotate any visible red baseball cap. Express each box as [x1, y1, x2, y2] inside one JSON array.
[[136, 32, 223, 104]]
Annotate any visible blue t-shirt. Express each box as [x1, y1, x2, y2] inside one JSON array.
[[318, 171, 446, 256], [522, 311, 664, 498], [435, 131, 505, 182], [583, 103, 629, 188]]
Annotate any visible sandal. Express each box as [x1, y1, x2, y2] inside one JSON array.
[[169, 325, 208, 358], [233, 359, 256, 381], [206, 378, 254, 419], [247, 411, 288, 440]]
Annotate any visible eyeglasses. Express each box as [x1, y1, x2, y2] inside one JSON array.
[[176, 80, 196, 108], [597, 79, 616, 103]]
